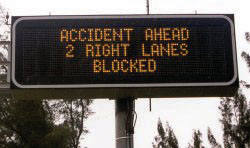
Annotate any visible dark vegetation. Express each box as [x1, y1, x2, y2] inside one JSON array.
[[153, 35, 250, 148]]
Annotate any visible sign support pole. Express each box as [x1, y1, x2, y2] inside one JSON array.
[[146, 0, 149, 15], [115, 98, 135, 148]]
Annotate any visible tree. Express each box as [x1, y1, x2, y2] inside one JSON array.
[[0, 97, 93, 148], [219, 90, 250, 148], [188, 130, 204, 148], [207, 128, 222, 148], [0, 3, 9, 84], [50, 99, 93, 148], [205, 89, 250, 148], [154, 91, 250, 148], [245, 32, 250, 42], [206, 89, 250, 148], [242, 52, 250, 72], [41, 124, 72, 148], [152, 118, 179, 148], [0, 97, 74, 148]]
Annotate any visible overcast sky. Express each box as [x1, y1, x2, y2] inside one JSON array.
[[1, 0, 250, 147]]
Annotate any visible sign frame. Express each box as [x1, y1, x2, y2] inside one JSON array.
[[11, 14, 238, 90]]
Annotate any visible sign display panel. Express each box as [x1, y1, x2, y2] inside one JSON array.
[[12, 15, 237, 88]]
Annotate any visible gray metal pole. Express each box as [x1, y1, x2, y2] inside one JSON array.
[[115, 99, 135, 148], [146, 0, 150, 15]]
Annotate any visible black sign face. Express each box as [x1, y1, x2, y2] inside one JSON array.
[[12, 15, 237, 88]]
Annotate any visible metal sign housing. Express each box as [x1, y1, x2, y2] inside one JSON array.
[[11, 14, 238, 98]]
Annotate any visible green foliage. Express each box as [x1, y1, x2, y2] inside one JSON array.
[[242, 52, 250, 71], [207, 128, 221, 148], [0, 96, 93, 148], [50, 99, 93, 148], [188, 130, 204, 148], [219, 90, 250, 148], [41, 125, 72, 148], [0, 3, 9, 83], [152, 118, 179, 148], [207, 89, 250, 148], [0, 98, 74, 148]]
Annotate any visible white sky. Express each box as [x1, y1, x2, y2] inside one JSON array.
[[1, 0, 250, 147]]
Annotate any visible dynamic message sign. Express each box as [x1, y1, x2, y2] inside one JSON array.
[[12, 15, 238, 95]]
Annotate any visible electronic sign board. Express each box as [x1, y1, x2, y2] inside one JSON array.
[[11, 15, 238, 97]]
